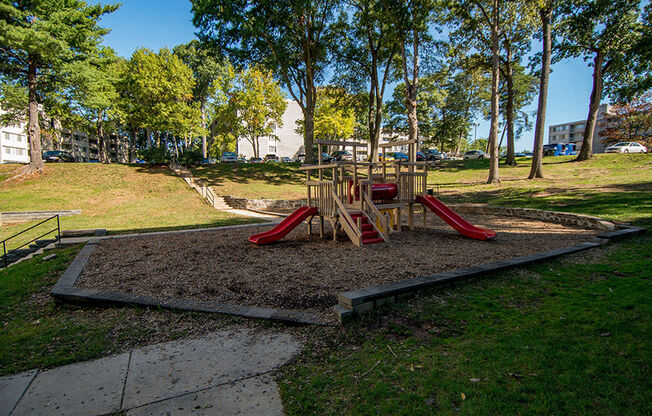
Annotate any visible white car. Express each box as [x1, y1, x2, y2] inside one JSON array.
[[463, 150, 486, 160], [605, 142, 647, 153]]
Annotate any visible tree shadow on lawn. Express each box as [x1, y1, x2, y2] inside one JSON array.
[[440, 180, 652, 227], [191, 163, 310, 187], [131, 164, 178, 177], [433, 156, 572, 174], [104, 217, 265, 236]]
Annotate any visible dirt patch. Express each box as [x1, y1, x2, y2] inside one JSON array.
[[76, 214, 597, 318]]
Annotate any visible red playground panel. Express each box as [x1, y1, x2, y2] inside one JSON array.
[[248, 206, 319, 245]]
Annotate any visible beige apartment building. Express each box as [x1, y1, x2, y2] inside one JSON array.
[[548, 104, 613, 153]]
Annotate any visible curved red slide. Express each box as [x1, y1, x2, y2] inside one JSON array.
[[416, 195, 496, 240], [249, 206, 319, 245]]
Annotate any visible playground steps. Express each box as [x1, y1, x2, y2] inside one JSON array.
[[350, 213, 384, 245]]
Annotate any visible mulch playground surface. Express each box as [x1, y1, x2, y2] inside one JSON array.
[[76, 214, 598, 317]]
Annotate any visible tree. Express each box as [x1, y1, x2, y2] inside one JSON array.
[[599, 93, 652, 148], [451, 0, 505, 183], [0, 0, 118, 174], [332, 0, 400, 161], [66, 48, 122, 162], [173, 40, 226, 158], [529, 1, 555, 179], [234, 66, 287, 158], [311, 87, 356, 142], [125, 48, 197, 149], [193, 0, 337, 164], [392, 0, 439, 146], [557, 0, 646, 161]]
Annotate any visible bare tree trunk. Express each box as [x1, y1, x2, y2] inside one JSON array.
[[304, 101, 316, 164], [529, 7, 552, 179], [504, 58, 516, 166], [401, 33, 419, 144], [173, 136, 180, 159], [130, 127, 137, 162], [27, 56, 44, 174], [201, 102, 207, 158], [576, 51, 604, 161], [487, 0, 501, 184]]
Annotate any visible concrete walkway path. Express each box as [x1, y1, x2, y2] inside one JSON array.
[[1, 328, 302, 416]]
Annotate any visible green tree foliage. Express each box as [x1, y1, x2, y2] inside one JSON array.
[[556, 0, 647, 161], [331, 0, 400, 161], [297, 87, 357, 142], [173, 40, 227, 158], [192, 0, 337, 164], [124, 48, 200, 154], [0, 0, 118, 174], [235, 66, 287, 158]]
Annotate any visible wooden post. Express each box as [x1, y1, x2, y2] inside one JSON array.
[[422, 207, 427, 228], [395, 207, 402, 231], [320, 216, 324, 238], [408, 203, 414, 230]]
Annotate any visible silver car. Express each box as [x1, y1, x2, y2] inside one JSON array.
[[463, 150, 486, 160], [605, 142, 647, 153]]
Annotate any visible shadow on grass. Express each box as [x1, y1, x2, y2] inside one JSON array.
[[191, 163, 307, 187], [440, 180, 652, 228], [105, 217, 265, 236]]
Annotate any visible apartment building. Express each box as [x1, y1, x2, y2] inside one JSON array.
[[44, 130, 129, 163], [0, 110, 29, 164], [548, 104, 613, 153]]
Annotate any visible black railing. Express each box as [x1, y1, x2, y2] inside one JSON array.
[[1, 215, 60, 267]]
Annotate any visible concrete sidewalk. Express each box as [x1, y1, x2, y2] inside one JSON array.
[[1, 328, 302, 416]]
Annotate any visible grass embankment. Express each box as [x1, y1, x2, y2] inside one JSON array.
[[0, 245, 240, 376], [432, 154, 652, 226], [0, 163, 259, 249], [192, 154, 651, 226], [192, 162, 306, 200]]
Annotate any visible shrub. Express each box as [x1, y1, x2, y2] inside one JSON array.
[[137, 146, 171, 165], [178, 147, 203, 167]]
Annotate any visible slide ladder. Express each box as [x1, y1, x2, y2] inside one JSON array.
[[416, 195, 496, 241], [248, 206, 318, 245]]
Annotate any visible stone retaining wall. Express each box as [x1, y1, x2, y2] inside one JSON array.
[[245, 198, 306, 210], [448, 204, 614, 231], [1, 210, 82, 226]]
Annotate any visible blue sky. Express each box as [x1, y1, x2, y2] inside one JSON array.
[[99, 0, 599, 152]]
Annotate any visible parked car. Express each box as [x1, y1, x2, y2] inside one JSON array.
[[237, 157, 247, 163], [416, 151, 427, 161], [295, 153, 305, 163], [330, 150, 353, 161], [384, 151, 409, 161], [281, 156, 293, 163], [321, 153, 335, 163], [463, 150, 485, 160], [605, 142, 647, 153], [249, 157, 264, 163], [424, 149, 445, 161], [264, 154, 279, 163], [220, 152, 238, 163], [43, 150, 75, 163], [200, 158, 217, 165]]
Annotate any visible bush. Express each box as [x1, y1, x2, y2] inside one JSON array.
[[178, 147, 203, 167], [137, 146, 171, 165]]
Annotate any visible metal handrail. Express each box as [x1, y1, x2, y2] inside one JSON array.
[[2, 215, 60, 267]]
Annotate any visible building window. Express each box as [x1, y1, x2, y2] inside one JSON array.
[[4, 146, 11, 154], [16, 148, 23, 156]]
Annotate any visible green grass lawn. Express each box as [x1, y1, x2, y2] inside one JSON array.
[[278, 234, 651, 415], [431, 154, 652, 226], [191, 162, 306, 200], [0, 163, 260, 249], [0, 245, 240, 376]]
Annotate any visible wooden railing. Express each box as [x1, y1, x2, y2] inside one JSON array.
[[399, 171, 427, 202], [331, 190, 362, 246], [361, 191, 389, 242]]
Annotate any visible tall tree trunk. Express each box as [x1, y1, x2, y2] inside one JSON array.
[[173, 137, 180, 159], [303, 100, 316, 164], [401, 33, 419, 144], [487, 0, 501, 184], [27, 56, 44, 174], [201, 102, 208, 158], [130, 127, 137, 162], [576, 51, 604, 161], [505, 58, 516, 166], [155, 131, 161, 148], [529, 7, 552, 179]]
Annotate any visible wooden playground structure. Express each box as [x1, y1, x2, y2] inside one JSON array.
[[249, 139, 496, 246]]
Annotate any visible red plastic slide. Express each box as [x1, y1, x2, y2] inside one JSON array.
[[248, 206, 319, 245], [416, 195, 496, 241]]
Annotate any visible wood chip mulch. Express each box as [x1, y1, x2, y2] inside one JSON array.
[[75, 214, 597, 316]]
